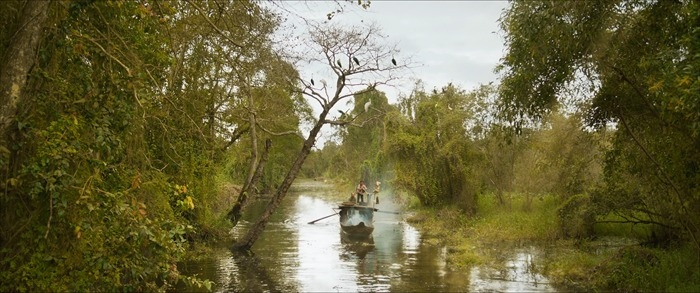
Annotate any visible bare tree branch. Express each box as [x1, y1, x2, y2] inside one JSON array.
[[233, 20, 412, 251], [255, 121, 303, 138]]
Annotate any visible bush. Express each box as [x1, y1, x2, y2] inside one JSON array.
[[557, 194, 595, 239]]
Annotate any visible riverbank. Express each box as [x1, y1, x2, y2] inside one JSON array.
[[405, 193, 700, 292]]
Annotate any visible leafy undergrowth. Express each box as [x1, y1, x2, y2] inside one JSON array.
[[406, 193, 561, 269], [410, 194, 560, 241], [544, 243, 700, 292], [406, 193, 700, 292]]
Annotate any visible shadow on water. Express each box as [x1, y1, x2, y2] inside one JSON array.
[[175, 180, 558, 292]]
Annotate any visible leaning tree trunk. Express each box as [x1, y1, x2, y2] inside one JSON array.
[[0, 0, 50, 146], [227, 139, 272, 226], [226, 85, 263, 225], [233, 111, 329, 251]]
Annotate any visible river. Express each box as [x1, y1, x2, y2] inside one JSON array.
[[176, 180, 556, 292]]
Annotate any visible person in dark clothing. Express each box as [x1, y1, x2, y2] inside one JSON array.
[[356, 180, 367, 203]]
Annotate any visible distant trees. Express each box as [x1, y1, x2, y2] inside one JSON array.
[[331, 88, 392, 183], [510, 113, 604, 210], [312, 76, 605, 218], [385, 83, 480, 213]]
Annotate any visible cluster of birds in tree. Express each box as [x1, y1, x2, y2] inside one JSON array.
[[310, 56, 397, 87], [308, 55, 395, 120]]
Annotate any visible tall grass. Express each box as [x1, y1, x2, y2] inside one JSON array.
[[471, 193, 560, 244], [407, 192, 562, 268], [407, 192, 700, 291], [543, 243, 700, 291]]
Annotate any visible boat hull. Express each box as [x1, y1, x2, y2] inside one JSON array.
[[340, 222, 374, 236], [338, 203, 376, 237]]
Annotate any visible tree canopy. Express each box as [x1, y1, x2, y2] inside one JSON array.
[[497, 0, 700, 246]]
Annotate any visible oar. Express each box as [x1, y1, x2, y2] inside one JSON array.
[[307, 212, 338, 224]]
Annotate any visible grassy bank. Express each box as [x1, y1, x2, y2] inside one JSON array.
[[405, 193, 700, 292]]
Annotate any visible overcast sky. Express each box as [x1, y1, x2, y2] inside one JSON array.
[[275, 1, 511, 146]]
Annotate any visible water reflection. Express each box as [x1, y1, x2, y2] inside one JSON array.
[[469, 248, 554, 292], [176, 180, 556, 292]]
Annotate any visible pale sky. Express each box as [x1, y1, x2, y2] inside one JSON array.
[[274, 1, 510, 146]]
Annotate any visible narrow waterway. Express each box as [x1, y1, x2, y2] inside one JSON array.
[[176, 180, 556, 292]]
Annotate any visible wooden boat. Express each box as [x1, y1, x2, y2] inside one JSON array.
[[337, 201, 377, 237]]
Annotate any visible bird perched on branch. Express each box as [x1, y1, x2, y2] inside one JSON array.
[[353, 56, 360, 66], [364, 100, 372, 112], [310, 78, 315, 86], [391, 57, 397, 66], [337, 60, 342, 68]]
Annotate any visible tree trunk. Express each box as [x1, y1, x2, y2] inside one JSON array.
[[243, 90, 259, 192], [227, 139, 271, 226], [0, 0, 50, 145], [232, 112, 328, 251], [225, 87, 264, 225]]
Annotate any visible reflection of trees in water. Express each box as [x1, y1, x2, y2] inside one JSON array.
[[337, 218, 466, 291], [386, 225, 472, 292], [180, 188, 477, 292], [339, 232, 388, 290], [227, 196, 301, 292], [228, 250, 298, 292], [389, 243, 452, 292]]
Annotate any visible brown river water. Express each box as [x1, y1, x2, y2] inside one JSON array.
[[175, 180, 557, 292]]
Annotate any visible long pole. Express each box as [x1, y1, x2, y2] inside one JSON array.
[[307, 212, 338, 224]]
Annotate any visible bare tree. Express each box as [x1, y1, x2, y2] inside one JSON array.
[[233, 22, 408, 250]]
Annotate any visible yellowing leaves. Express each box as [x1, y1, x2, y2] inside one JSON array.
[[176, 196, 195, 211], [649, 80, 664, 93], [676, 75, 692, 87], [184, 196, 194, 210], [173, 184, 187, 195], [172, 184, 194, 210], [130, 173, 141, 189]]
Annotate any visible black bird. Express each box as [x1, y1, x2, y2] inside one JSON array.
[[391, 57, 397, 66], [353, 57, 360, 66], [337, 60, 342, 68], [310, 78, 315, 86], [338, 110, 345, 115]]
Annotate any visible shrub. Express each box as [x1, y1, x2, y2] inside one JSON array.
[[557, 194, 595, 239]]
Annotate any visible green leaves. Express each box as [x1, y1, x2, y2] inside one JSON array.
[[498, 0, 700, 245], [386, 84, 479, 211], [0, 0, 221, 291]]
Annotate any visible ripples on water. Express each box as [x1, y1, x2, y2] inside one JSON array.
[[176, 180, 556, 292]]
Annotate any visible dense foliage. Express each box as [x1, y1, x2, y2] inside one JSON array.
[[0, 0, 303, 291], [385, 84, 480, 212], [498, 0, 700, 247], [2, 0, 698, 291]]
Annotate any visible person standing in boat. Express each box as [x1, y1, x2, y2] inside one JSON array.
[[356, 180, 367, 204], [373, 181, 381, 204]]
